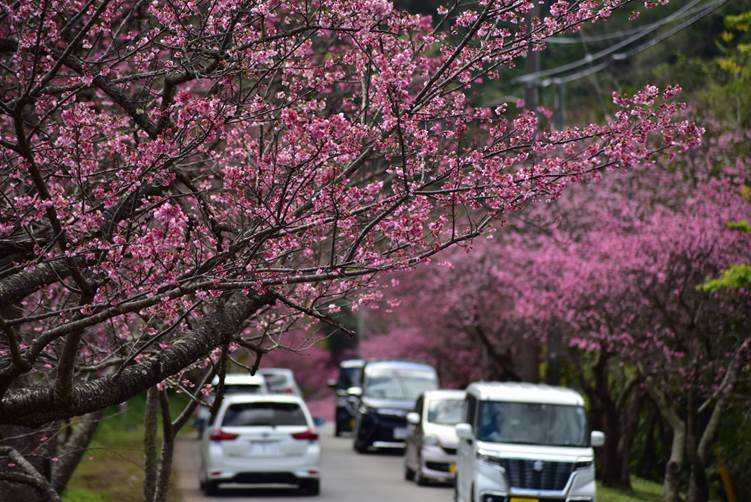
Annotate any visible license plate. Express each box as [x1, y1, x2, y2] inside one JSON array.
[[393, 427, 407, 439], [249, 441, 279, 455], [510, 498, 538, 502], [448, 463, 457, 475], [349, 418, 356, 430]]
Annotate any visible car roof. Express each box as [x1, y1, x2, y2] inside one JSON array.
[[212, 373, 266, 386], [259, 368, 294, 376], [222, 393, 305, 405], [466, 382, 585, 406], [422, 389, 466, 400], [364, 360, 435, 372]]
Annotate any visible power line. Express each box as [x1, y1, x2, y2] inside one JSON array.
[[514, 0, 715, 85]]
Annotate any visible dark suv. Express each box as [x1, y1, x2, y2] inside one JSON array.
[[328, 359, 366, 436], [351, 360, 438, 453]]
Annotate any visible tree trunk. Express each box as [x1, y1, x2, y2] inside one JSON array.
[[644, 379, 685, 502], [153, 391, 174, 502], [516, 337, 540, 383], [143, 388, 159, 502], [617, 390, 643, 488], [51, 411, 103, 494]]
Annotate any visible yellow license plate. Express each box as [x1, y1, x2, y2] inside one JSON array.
[[510, 498, 538, 502], [349, 418, 356, 429], [448, 463, 457, 474]]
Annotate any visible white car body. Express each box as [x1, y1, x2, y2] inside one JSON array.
[[195, 373, 270, 429], [455, 382, 605, 502], [199, 394, 321, 495], [404, 389, 465, 485], [259, 368, 302, 396]]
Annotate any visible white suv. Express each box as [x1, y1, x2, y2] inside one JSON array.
[[199, 394, 321, 495], [454, 382, 605, 502]]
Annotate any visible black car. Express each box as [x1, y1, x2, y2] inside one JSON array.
[[328, 359, 366, 436], [350, 360, 438, 453]]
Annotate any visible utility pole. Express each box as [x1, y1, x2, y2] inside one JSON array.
[[524, 1, 542, 112]]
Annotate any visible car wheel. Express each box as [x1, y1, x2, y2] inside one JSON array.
[[414, 460, 428, 486], [202, 480, 220, 496], [334, 421, 342, 437], [354, 436, 369, 453], [300, 479, 320, 496], [404, 464, 415, 481]]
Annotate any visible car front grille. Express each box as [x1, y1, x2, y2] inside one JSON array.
[[498, 458, 574, 491], [441, 446, 457, 455], [425, 461, 451, 472]]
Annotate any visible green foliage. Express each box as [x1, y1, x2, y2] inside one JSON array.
[[597, 477, 663, 502], [700, 264, 751, 291], [62, 488, 107, 502], [63, 394, 185, 502]]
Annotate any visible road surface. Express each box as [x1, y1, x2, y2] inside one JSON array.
[[174, 424, 454, 502]]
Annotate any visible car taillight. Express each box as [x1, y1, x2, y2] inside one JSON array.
[[291, 429, 319, 441], [209, 430, 239, 441]]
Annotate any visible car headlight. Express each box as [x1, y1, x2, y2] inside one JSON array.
[[476, 452, 503, 466], [575, 458, 594, 469], [423, 435, 440, 447]]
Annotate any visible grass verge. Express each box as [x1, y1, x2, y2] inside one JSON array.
[[598, 477, 663, 502], [62, 395, 185, 502]]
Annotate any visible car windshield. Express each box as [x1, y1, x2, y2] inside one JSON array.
[[223, 384, 263, 395], [364, 367, 437, 400], [222, 402, 307, 427], [263, 374, 290, 388], [476, 401, 588, 447], [338, 366, 361, 388], [427, 398, 464, 425]]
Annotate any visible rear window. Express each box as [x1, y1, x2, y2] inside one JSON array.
[[223, 384, 263, 395], [222, 402, 307, 427], [263, 374, 289, 387]]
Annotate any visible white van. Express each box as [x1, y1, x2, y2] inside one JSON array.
[[454, 382, 605, 502]]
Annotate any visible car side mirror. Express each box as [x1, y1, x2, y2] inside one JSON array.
[[591, 430, 605, 447], [327, 379, 337, 389], [346, 386, 363, 397], [406, 412, 420, 425], [456, 423, 473, 440]]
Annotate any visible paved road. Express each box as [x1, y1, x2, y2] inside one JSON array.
[[174, 424, 454, 502]]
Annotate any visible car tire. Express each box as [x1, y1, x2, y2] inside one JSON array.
[[202, 480, 220, 496], [334, 421, 342, 437], [415, 464, 428, 486], [354, 436, 369, 453], [300, 479, 320, 496], [404, 464, 415, 481]]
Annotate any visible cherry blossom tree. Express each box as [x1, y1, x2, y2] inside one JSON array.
[[381, 128, 750, 493], [0, 0, 700, 499], [516, 156, 751, 499]]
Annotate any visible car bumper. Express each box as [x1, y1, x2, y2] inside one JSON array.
[[205, 445, 321, 484], [358, 413, 407, 447], [419, 445, 457, 482], [473, 467, 596, 502]]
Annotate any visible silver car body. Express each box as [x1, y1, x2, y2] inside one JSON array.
[[404, 389, 465, 484]]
